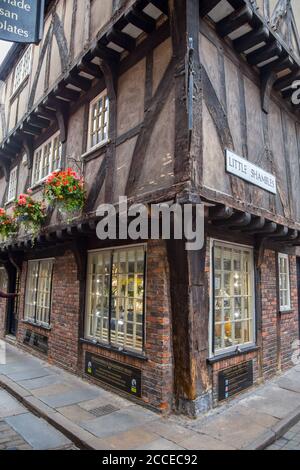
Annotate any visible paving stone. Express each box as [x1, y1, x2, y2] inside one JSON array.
[[80, 405, 157, 439], [0, 390, 27, 418], [7, 367, 53, 382], [18, 375, 63, 391], [33, 383, 72, 398], [57, 404, 96, 423], [39, 388, 100, 408], [98, 426, 159, 450], [147, 420, 200, 444], [136, 438, 185, 450], [180, 433, 236, 450], [191, 410, 267, 449], [5, 413, 71, 450]]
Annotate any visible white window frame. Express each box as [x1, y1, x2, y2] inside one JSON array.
[[209, 239, 256, 358], [24, 259, 54, 328], [278, 253, 291, 312], [12, 46, 32, 95], [7, 166, 18, 203], [31, 132, 62, 186], [85, 244, 146, 354], [87, 90, 109, 152]]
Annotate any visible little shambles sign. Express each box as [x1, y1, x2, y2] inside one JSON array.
[[0, 0, 45, 43], [226, 149, 277, 195]]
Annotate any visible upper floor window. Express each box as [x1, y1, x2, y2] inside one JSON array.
[[85, 245, 146, 353], [32, 132, 62, 186], [24, 259, 54, 327], [212, 241, 255, 355], [13, 47, 32, 95], [7, 166, 18, 203], [278, 253, 291, 312], [87, 90, 109, 151]]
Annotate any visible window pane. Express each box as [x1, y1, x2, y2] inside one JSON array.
[[88, 92, 109, 149], [86, 247, 145, 352], [278, 254, 291, 310], [213, 243, 254, 353]]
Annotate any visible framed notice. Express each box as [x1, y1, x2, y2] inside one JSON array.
[[85, 352, 142, 398]]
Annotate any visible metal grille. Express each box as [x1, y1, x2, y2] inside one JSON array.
[[89, 404, 119, 417]]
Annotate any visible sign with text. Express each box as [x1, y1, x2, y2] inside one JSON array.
[[218, 361, 254, 402], [85, 352, 142, 398], [0, 0, 45, 44], [226, 149, 277, 194]]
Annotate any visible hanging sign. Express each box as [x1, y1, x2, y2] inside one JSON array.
[[226, 149, 277, 195], [0, 0, 45, 44]]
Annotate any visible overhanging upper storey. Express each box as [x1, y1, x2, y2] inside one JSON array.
[[200, 0, 300, 114], [0, 0, 169, 176]]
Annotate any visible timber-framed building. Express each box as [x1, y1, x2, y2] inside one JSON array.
[[0, 0, 300, 416]]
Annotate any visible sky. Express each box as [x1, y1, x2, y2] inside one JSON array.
[[0, 40, 13, 65]]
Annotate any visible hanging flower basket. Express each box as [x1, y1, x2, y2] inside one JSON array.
[[13, 193, 46, 236], [44, 168, 85, 221], [0, 208, 17, 240]]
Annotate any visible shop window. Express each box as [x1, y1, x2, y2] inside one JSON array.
[[85, 245, 146, 353], [12, 46, 32, 94], [278, 253, 291, 312], [212, 241, 255, 355], [87, 90, 109, 151], [32, 132, 62, 185], [7, 166, 18, 202], [24, 259, 54, 327]]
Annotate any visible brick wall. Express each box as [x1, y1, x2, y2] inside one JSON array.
[[206, 237, 299, 406], [81, 240, 174, 412], [16, 251, 80, 371], [13, 241, 173, 413], [260, 249, 279, 380]]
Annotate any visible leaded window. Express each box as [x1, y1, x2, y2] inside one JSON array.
[[88, 91, 109, 150], [24, 259, 54, 327], [13, 47, 32, 94], [278, 253, 291, 311], [85, 246, 146, 353], [32, 133, 62, 185], [7, 166, 18, 202], [213, 241, 255, 354]]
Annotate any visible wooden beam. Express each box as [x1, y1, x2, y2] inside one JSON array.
[[77, 58, 100, 77], [233, 25, 269, 53], [199, 0, 222, 18], [53, 85, 80, 102], [247, 40, 282, 66], [19, 122, 40, 136], [106, 27, 136, 52], [65, 72, 92, 92], [216, 4, 253, 38], [34, 105, 57, 121], [125, 7, 156, 33], [26, 115, 50, 129]]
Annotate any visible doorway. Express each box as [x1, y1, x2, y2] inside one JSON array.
[[6, 266, 20, 337]]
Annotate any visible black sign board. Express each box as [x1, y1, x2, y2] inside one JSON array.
[[0, 0, 45, 44], [24, 329, 48, 355], [218, 361, 253, 402], [85, 352, 142, 398]]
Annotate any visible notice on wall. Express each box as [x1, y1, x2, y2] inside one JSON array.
[[85, 352, 142, 398], [218, 361, 254, 402], [226, 149, 277, 195], [23, 329, 48, 355], [0, 0, 44, 44]]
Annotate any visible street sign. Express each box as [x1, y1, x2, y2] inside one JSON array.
[[0, 0, 45, 44]]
